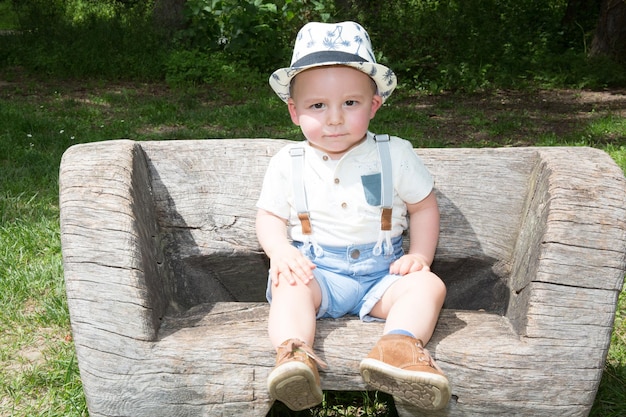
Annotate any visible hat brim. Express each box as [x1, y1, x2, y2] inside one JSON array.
[[269, 61, 397, 103]]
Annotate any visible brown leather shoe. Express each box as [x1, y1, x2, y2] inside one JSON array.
[[360, 334, 451, 411], [267, 339, 327, 411]]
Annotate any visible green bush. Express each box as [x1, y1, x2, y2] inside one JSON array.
[[2, 0, 625, 89], [6, 0, 168, 79], [339, 0, 566, 90], [177, 0, 335, 72], [338, 0, 625, 91]]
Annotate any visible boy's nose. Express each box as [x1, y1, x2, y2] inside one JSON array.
[[327, 107, 343, 125]]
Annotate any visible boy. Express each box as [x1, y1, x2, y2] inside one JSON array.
[[256, 21, 450, 412]]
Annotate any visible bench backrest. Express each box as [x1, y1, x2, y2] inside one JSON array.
[[140, 140, 533, 315]]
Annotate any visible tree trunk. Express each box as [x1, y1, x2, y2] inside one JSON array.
[[561, 0, 602, 27], [152, 0, 187, 32], [589, 0, 626, 60]]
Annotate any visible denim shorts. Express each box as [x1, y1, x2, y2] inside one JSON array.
[[266, 236, 404, 322]]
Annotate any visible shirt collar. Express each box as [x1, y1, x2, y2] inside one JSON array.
[[304, 131, 376, 161]]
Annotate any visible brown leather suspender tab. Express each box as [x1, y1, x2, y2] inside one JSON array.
[[381, 207, 393, 231], [298, 212, 313, 235]]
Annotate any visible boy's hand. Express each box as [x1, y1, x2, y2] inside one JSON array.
[[389, 253, 431, 276], [256, 209, 316, 287], [269, 244, 316, 286]]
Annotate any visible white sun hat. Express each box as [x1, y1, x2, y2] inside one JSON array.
[[269, 21, 397, 103]]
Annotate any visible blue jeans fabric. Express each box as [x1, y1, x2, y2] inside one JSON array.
[[266, 236, 404, 322]]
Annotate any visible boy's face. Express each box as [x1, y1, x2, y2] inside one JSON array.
[[287, 66, 383, 160]]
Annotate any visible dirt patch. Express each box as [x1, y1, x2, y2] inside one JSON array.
[[397, 88, 626, 146]]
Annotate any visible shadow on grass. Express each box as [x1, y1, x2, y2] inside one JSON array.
[[267, 391, 399, 417]]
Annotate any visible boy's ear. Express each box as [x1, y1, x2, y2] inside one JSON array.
[[370, 94, 383, 119], [287, 98, 300, 125]]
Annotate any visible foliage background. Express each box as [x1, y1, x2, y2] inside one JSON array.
[[2, 0, 625, 90]]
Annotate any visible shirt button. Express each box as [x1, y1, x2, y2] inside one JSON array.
[[350, 249, 360, 259], [341, 202, 347, 209], [323, 155, 329, 161], [334, 178, 340, 184]]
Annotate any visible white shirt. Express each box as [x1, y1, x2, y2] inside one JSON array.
[[256, 131, 434, 246]]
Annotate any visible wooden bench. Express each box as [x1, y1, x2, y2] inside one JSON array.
[[59, 139, 626, 417]]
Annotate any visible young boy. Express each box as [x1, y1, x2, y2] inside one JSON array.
[[256, 21, 450, 412]]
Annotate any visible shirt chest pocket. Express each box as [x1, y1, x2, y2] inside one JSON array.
[[361, 173, 382, 206]]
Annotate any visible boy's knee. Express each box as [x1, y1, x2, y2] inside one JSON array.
[[426, 272, 447, 302], [432, 273, 447, 296], [271, 278, 322, 305], [408, 271, 447, 299]]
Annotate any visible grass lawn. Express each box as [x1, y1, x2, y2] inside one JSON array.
[[0, 71, 624, 416]]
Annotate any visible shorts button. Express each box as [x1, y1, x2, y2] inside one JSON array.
[[350, 249, 360, 259]]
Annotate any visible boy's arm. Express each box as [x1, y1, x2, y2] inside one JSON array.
[[389, 191, 440, 275], [256, 208, 315, 286]]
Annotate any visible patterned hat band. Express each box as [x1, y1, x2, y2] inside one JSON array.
[[291, 51, 366, 68]]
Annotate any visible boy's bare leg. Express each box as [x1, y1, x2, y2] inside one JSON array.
[[268, 278, 321, 348], [267, 279, 324, 411], [362, 270, 450, 411], [371, 270, 446, 343]]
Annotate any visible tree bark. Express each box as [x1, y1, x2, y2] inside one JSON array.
[[561, 0, 602, 27], [589, 0, 626, 60], [152, 0, 187, 32]]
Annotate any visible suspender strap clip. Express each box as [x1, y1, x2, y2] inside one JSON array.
[[381, 207, 392, 231], [298, 212, 313, 235]]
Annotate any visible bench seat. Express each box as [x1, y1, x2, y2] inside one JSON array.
[[60, 139, 626, 416]]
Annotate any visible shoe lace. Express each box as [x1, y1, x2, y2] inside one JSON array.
[[278, 339, 328, 369], [416, 341, 444, 374]]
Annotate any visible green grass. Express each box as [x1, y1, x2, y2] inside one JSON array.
[[593, 287, 626, 417], [0, 72, 625, 416]]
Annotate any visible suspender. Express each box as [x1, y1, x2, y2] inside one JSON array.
[[375, 134, 393, 232], [290, 134, 394, 255], [289, 147, 312, 235]]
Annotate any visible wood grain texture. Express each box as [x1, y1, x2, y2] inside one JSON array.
[[59, 139, 626, 417]]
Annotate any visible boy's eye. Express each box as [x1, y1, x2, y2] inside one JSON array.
[[312, 103, 325, 109], [345, 100, 357, 106]]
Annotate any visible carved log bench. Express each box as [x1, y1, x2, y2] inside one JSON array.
[[59, 139, 626, 417]]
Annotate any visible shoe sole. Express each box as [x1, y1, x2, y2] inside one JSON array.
[[268, 361, 323, 411], [360, 358, 451, 411]]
